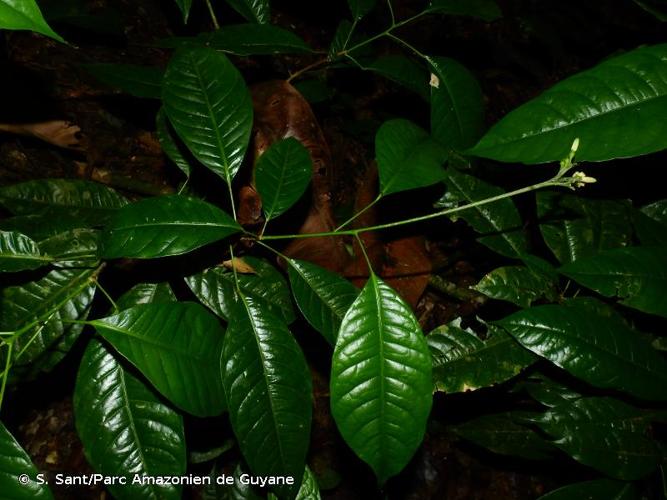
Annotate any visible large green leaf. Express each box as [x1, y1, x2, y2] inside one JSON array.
[[74, 339, 185, 500], [221, 295, 312, 498], [85, 63, 163, 99], [375, 119, 448, 196], [186, 256, 295, 323], [425, 0, 502, 21], [498, 303, 667, 400], [537, 192, 633, 264], [0, 230, 51, 272], [429, 57, 484, 151], [0, 0, 63, 42], [265, 466, 321, 500], [538, 479, 638, 500], [90, 302, 226, 417], [0, 421, 54, 499], [255, 138, 312, 221], [0, 213, 87, 241], [225, 0, 270, 24], [116, 282, 177, 310], [469, 44, 667, 163], [428, 321, 535, 392], [367, 55, 430, 101], [37, 228, 99, 267], [330, 274, 432, 484], [287, 258, 359, 345], [442, 168, 528, 257], [102, 195, 240, 259], [473, 265, 558, 307], [173, 0, 192, 23], [156, 107, 191, 178], [205, 462, 263, 500], [530, 397, 661, 480], [0, 179, 127, 223], [0, 267, 97, 379], [347, 0, 375, 20], [560, 246, 667, 318], [162, 47, 253, 185], [634, 199, 667, 246]]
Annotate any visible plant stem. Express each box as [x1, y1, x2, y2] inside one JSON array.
[[226, 180, 238, 220], [287, 58, 329, 83], [204, 0, 220, 29], [0, 341, 13, 411], [94, 279, 118, 313], [386, 0, 396, 24], [355, 233, 374, 274], [335, 194, 382, 231]]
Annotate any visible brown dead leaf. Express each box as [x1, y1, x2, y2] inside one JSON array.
[[221, 257, 257, 274], [0, 120, 83, 150], [382, 236, 432, 308]]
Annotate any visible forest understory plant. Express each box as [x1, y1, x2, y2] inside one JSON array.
[[1, 0, 666, 499]]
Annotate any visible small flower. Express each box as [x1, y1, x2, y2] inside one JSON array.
[[429, 73, 440, 88], [571, 171, 597, 188]]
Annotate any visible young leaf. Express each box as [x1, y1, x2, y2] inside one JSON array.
[[255, 138, 313, 221], [538, 479, 638, 500], [367, 55, 430, 101], [84, 63, 164, 99], [473, 265, 558, 307], [74, 339, 186, 500], [429, 56, 484, 151], [469, 44, 667, 163], [221, 296, 312, 498], [560, 246, 667, 318], [498, 303, 667, 401], [156, 108, 191, 178], [375, 119, 448, 196], [90, 302, 226, 417], [225, 0, 270, 24], [102, 195, 241, 259], [0, 421, 54, 499], [0, 230, 52, 272], [347, 0, 376, 20], [162, 47, 253, 186], [330, 275, 432, 484], [425, 0, 502, 21], [428, 322, 535, 393], [0, 0, 64, 42], [287, 258, 359, 345], [173, 0, 192, 23]]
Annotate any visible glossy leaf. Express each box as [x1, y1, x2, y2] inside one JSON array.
[[287, 258, 359, 345], [538, 479, 638, 500], [641, 198, 667, 223], [429, 56, 484, 151], [38, 228, 99, 266], [634, 200, 667, 246], [330, 274, 432, 484], [174, 0, 192, 22], [367, 55, 429, 100], [0, 267, 96, 379], [296, 466, 321, 500], [221, 295, 312, 498], [469, 44, 667, 163], [428, 321, 535, 393], [85, 63, 163, 99], [531, 397, 661, 479], [517, 375, 581, 408], [561, 246, 667, 318], [0, 213, 87, 241], [186, 256, 295, 323], [162, 47, 253, 185], [102, 195, 241, 259], [156, 107, 191, 178], [473, 265, 558, 307], [116, 282, 177, 310], [225, 0, 270, 24], [0, 421, 54, 499], [74, 339, 185, 500], [255, 138, 312, 220], [0, 230, 51, 272], [443, 168, 529, 257], [205, 462, 262, 500], [537, 191, 633, 264], [90, 302, 226, 417], [498, 303, 667, 400], [347, 0, 375, 20], [376, 119, 447, 196], [425, 0, 502, 21], [0, 0, 63, 42]]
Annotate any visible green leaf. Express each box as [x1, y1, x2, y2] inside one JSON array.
[[38, 228, 99, 266], [473, 265, 558, 307], [0, 213, 86, 241], [634, 200, 667, 246], [428, 321, 535, 393], [224, 0, 270, 24], [0, 0, 64, 42], [116, 282, 177, 310], [538, 479, 638, 500], [205, 462, 263, 500], [375, 119, 447, 196], [0, 421, 54, 499], [443, 168, 529, 257], [221, 295, 312, 498], [328, 20, 353, 59], [429, 56, 484, 150], [174, 0, 192, 23], [101, 195, 241, 259], [186, 257, 295, 324], [517, 375, 581, 408], [90, 302, 226, 417], [632, 0, 667, 22], [162, 47, 253, 185], [74, 339, 185, 500], [156, 107, 191, 178], [255, 138, 312, 221], [347, 0, 375, 20], [531, 397, 661, 480], [296, 466, 321, 500], [537, 192, 633, 264], [641, 198, 667, 223], [330, 274, 432, 484], [560, 246, 667, 318], [425, 0, 502, 21], [367, 55, 430, 101], [0, 230, 52, 272], [84, 63, 163, 99], [0, 267, 97, 379], [452, 412, 555, 460], [469, 44, 667, 163], [287, 259, 359, 345], [497, 303, 667, 401], [0, 179, 127, 222]]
